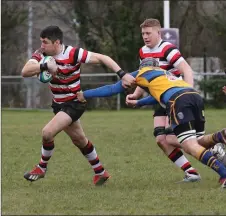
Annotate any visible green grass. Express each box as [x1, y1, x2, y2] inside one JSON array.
[[2, 109, 226, 215]]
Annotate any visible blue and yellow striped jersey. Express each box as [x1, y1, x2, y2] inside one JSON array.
[[135, 66, 192, 104]]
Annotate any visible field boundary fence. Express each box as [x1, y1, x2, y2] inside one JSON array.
[[1, 72, 225, 110]]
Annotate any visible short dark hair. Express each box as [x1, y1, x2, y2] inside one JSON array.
[[40, 26, 63, 44]]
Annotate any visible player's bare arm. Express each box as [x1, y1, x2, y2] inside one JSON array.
[[125, 87, 145, 107], [176, 60, 194, 87], [22, 57, 58, 77], [126, 98, 138, 107], [126, 86, 145, 100], [21, 60, 41, 77], [88, 52, 121, 72], [88, 52, 135, 88]]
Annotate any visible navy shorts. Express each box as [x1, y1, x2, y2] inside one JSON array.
[[166, 89, 205, 131], [51, 100, 86, 122], [153, 104, 167, 117]]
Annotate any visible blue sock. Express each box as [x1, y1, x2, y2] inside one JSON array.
[[199, 149, 226, 178]]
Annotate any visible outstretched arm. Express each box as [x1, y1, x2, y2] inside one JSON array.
[[88, 52, 136, 88], [84, 81, 125, 99], [126, 95, 158, 107], [82, 71, 138, 99], [137, 95, 158, 106]]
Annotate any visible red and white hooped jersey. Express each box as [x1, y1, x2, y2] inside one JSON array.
[[139, 40, 184, 77], [30, 44, 91, 104]]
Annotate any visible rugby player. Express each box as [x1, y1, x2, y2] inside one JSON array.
[[132, 18, 200, 182], [126, 57, 226, 188], [21, 25, 135, 185]]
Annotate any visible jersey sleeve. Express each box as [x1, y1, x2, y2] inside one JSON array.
[[137, 95, 158, 107], [83, 71, 138, 99], [164, 45, 185, 67], [73, 47, 91, 64], [83, 81, 125, 99], [130, 70, 139, 77], [29, 48, 44, 63]]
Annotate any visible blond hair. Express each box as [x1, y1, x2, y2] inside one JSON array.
[[140, 18, 161, 28]]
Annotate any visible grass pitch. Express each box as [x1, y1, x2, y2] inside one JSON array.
[[2, 109, 226, 215]]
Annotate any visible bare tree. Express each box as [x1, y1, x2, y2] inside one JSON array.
[[170, 0, 226, 68], [2, 1, 27, 75]]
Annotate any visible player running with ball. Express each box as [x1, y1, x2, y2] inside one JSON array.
[[21, 25, 135, 185]]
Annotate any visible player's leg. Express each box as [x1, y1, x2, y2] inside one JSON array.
[[153, 106, 177, 154], [197, 129, 226, 148], [163, 116, 200, 182], [171, 93, 226, 188], [165, 124, 180, 148], [58, 101, 110, 186], [166, 124, 226, 165], [195, 122, 226, 166], [174, 121, 226, 188], [63, 120, 110, 186], [24, 110, 73, 182], [153, 106, 200, 182]]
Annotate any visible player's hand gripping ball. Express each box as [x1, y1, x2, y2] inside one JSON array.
[[37, 56, 53, 83]]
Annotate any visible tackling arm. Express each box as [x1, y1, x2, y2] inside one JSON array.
[[84, 82, 125, 99], [126, 95, 158, 108], [137, 95, 158, 107], [83, 71, 139, 99], [129, 86, 145, 99]]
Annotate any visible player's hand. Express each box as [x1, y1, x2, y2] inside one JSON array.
[[126, 98, 138, 108], [47, 57, 58, 76], [121, 73, 136, 89], [126, 94, 138, 101], [222, 86, 226, 95], [77, 91, 86, 102]]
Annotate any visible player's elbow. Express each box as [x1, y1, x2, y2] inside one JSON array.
[[21, 67, 30, 77], [96, 53, 114, 65], [21, 68, 28, 77], [179, 61, 193, 74], [21, 68, 26, 77], [89, 52, 105, 64], [97, 54, 111, 65]]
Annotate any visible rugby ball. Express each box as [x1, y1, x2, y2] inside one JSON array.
[[38, 56, 53, 83], [210, 143, 226, 161]]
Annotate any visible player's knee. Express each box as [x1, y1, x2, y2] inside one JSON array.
[[156, 135, 167, 147], [154, 127, 167, 146], [153, 127, 165, 137], [42, 127, 54, 142]]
